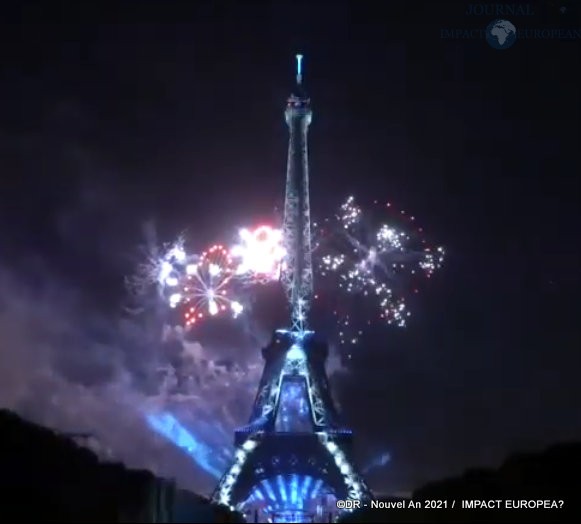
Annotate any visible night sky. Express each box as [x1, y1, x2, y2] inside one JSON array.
[[1, 1, 580, 496]]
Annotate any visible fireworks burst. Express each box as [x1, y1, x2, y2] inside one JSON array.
[[231, 225, 286, 282], [149, 226, 287, 331], [180, 245, 244, 327], [144, 196, 443, 343], [157, 243, 244, 328], [157, 240, 187, 287], [314, 195, 445, 345]]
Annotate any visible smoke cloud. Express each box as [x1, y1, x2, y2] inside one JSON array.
[[0, 109, 357, 497], [1, 255, 271, 493]]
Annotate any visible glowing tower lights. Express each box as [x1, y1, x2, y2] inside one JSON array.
[[212, 55, 372, 522]]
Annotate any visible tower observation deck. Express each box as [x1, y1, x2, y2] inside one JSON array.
[[212, 56, 371, 523]]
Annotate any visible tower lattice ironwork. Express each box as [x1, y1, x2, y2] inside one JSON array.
[[281, 53, 313, 334], [212, 55, 371, 523]]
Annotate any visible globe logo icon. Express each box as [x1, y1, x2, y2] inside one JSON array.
[[486, 19, 517, 50]]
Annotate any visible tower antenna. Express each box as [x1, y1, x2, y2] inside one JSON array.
[[296, 53, 303, 85]]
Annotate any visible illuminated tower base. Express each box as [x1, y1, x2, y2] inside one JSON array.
[[212, 330, 371, 523]]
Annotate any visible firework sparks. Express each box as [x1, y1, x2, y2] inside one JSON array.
[[231, 225, 286, 282], [144, 197, 443, 343], [155, 243, 244, 328], [315, 195, 445, 345], [180, 245, 244, 327]]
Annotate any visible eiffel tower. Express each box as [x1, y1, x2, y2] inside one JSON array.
[[212, 55, 371, 523]]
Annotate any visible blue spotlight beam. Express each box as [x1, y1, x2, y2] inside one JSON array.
[[146, 412, 225, 479]]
